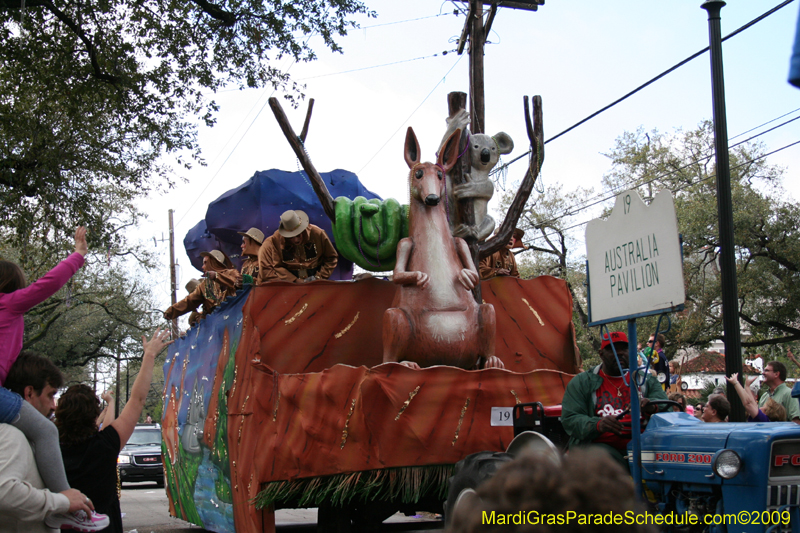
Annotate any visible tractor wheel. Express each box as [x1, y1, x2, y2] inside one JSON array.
[[317, 503, 352, 533], [351, 502, 397, 532], [317, 502, 395, 533], [443, 451, 515, 527]]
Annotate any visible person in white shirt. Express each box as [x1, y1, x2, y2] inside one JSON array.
[[0, 424, 93, 533]]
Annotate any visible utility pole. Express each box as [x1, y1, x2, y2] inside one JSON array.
[[701, 0, 744, 421], [451, 1, 544, 301], [456, 1, 544, 133], [168, 209, 178, 336], [468, 0, 486, 134], [645, 133, 653, 202], [447, 91, 481, 302]]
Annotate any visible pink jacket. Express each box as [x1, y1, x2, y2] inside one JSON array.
[[0, 253, 84, 384]]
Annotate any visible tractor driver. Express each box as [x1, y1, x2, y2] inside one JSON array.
[[561, 331, 668, 468], [257, 210, 338, 284]]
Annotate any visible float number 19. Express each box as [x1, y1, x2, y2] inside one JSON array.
[[490, 407, 513, 426]]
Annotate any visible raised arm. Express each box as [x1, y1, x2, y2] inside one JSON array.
[[787, 348, 800, 370], [98, 390, 115, 428], [95, 405, 106, 429], [110, 329, 172, 450], [5, 227, 87, 313], [725, 373, 759, 419]]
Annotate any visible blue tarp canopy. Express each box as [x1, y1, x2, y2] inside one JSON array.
[[184, 169, 381, 281]]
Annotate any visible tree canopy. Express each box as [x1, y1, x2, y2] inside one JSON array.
[[0, 0, 372, 246], [602, 121, 797, 352], [502, 121, 799, 367]]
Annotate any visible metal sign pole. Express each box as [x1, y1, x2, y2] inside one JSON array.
[[701, 0, 744, 422], [628, 319, 644, 500]]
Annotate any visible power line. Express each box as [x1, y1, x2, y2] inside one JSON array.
[[356, 53, 466, 175], [522, 138, 800, 247], [175, 73, 288, 227], [730, 107, 800, 141], [520, 112, 800, 235], [730, 114, 800, 149], [176, 44, 460, 228], [296, 50, 456, 81], [360, 12, 455, 29], [492, 0, 796, 176], [174, 37, 311, 228], [560, 110, 800, 224]]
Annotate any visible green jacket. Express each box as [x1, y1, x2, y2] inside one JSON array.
[[561, 365, 669, 452]]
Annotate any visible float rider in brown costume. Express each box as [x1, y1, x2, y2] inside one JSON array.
[[164, 250, 240, 323], [237, 227, 264, 284], [257, 210, 338, 284], [184, 279, 201, 328], [479, 228, 523, 280]]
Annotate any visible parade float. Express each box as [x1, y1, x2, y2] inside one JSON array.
[[160, 88, 584, 533]]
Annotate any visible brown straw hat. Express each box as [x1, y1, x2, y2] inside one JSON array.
[[200, 250, 233, 269], [511, 227, 527, 249], [278, 210, 309, 238], [237, 227, 265, 245]]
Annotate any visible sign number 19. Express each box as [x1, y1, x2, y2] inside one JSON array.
[[491, 407, 513, 426], [623, 194, 631, 214]]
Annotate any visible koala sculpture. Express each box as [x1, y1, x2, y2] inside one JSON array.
[[437, 110, 514, 242]]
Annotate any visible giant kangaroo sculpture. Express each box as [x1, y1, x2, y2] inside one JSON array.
[[382, 128, 501, 370], [268, 94, 544, 370]]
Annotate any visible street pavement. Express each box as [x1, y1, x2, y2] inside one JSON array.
[[120, 482, 442, 533]]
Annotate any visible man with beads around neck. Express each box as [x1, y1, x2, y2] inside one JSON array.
[[561, 331, 668, 468]]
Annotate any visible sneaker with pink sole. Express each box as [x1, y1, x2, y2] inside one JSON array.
[[45, 510, 110, 531]]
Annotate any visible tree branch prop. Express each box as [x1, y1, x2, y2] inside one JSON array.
[[299, 98, 315, 143], [268, 97, 335, 220], [479, 95, 544, 258]]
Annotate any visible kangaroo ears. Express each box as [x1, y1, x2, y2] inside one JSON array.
[[404, 127, 421, 169], [438, 128, 462, 172]]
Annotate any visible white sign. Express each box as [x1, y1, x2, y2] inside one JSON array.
[[585, 190, 685, 325], [490, 407, 514, 426]]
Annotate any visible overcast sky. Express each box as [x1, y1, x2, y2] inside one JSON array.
[[137, 0, 800, 311]]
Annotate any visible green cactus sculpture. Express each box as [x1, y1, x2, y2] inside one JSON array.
[[332, 196, 409, 271]]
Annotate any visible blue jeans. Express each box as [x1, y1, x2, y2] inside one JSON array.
[[0, 386, 23, 424]]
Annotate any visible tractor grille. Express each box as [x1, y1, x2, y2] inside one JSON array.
[[766, 485, 800, 533]]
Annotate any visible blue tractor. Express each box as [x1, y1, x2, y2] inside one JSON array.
[[634, 412, 800, 533], [446, 400, 800, 532]]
